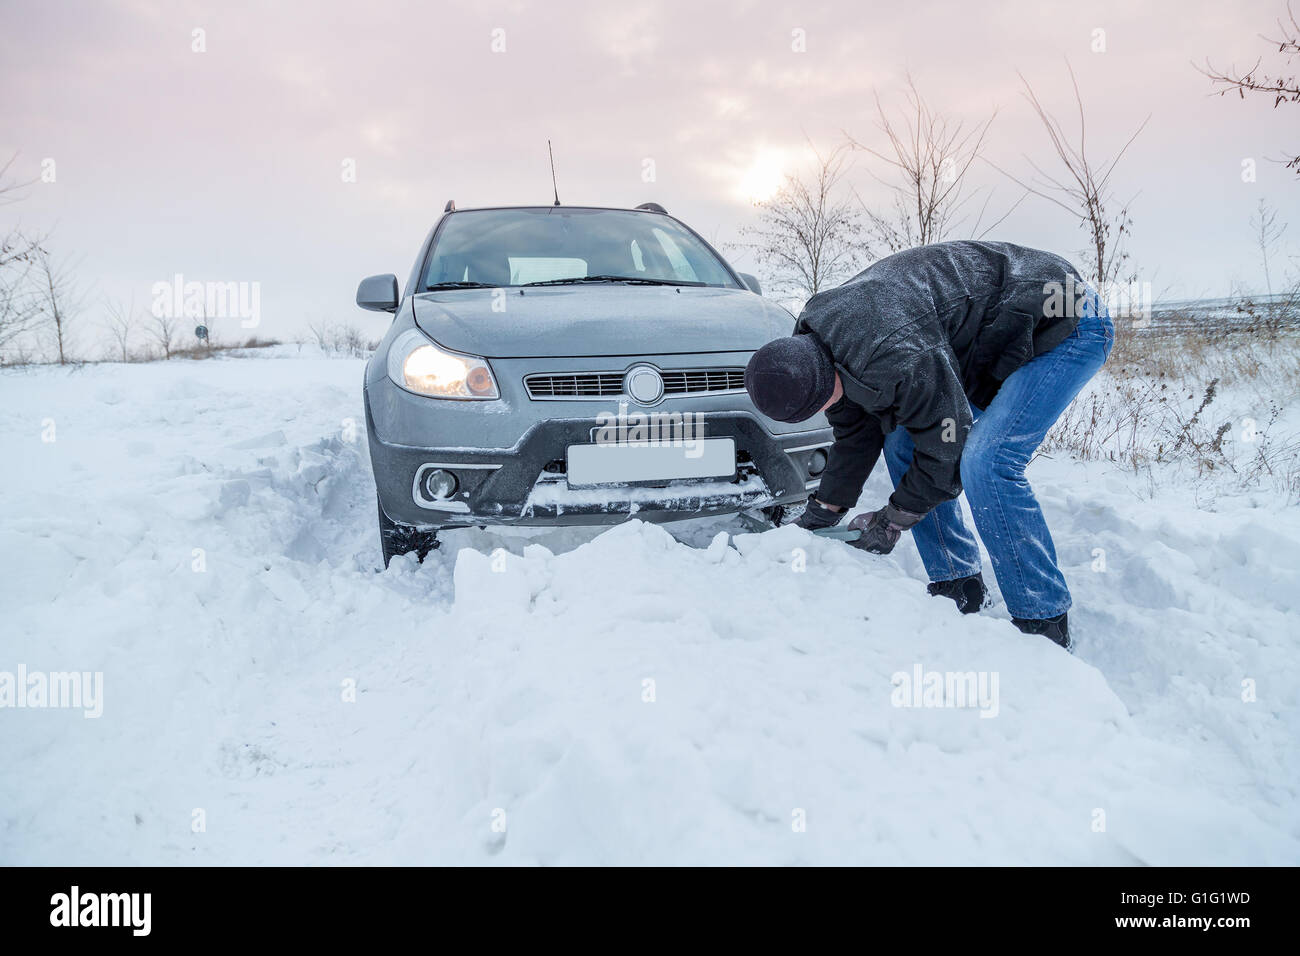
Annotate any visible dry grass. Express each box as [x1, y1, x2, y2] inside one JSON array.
[[166, 335, 282, 361], [1042, 315, 1300, 501], [0, 335, 283, 367]]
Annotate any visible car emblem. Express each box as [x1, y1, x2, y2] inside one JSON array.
[[625, 365, 665, 405]]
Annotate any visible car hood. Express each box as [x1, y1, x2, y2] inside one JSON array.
[[411, 285, 794, 358]]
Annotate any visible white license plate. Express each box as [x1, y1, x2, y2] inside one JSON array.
[[566, 438, 736, 487]]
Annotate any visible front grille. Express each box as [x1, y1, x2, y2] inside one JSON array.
[[661, 369, 746, 394], [525, 368, 746, 400], [524, 372, 625, 398]]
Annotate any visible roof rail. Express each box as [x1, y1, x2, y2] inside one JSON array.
[[634, 202, 667, 214], [444, 200, 456, 212]]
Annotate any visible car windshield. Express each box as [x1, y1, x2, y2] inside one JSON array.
[[422, 208, 742, 290]]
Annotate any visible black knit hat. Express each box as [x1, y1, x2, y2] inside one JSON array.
[[744, 335, 837, 423]]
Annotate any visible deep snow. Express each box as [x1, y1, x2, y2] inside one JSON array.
[[1, 350, 1296, 864]]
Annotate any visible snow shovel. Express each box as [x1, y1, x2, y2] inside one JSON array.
[[731, 511, 862, 542], [810, 525, 862, 543]]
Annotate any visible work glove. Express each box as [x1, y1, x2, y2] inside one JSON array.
[[795, 498, 843, 530], [848, 503, 924, 555]]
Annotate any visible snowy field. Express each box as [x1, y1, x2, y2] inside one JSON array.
[[1, 349, 1297, 865]]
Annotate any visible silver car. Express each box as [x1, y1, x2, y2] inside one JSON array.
[[358, 202, 832, 566]]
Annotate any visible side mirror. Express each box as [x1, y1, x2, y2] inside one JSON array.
[[738, 272, 762, 296], [357, 274, 399, 312]]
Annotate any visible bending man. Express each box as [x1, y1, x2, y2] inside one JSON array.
[[744, 241, 1113, 649]]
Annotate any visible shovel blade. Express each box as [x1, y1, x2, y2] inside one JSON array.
[[811, 526, 862, 542]]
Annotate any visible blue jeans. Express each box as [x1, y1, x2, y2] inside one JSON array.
[[882, 297, 1114, 619]]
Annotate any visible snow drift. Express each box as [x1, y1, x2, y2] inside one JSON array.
[[0, 351, 1296, 864]]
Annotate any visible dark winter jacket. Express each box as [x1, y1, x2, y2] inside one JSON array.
[[795, 240, 1085, 516]]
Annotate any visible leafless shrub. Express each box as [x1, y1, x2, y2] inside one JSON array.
[[993, 63, 1148, 305], [305, 320, 375, 358], [0, 236, 41, 360], [148, 310, 180, 360], [339, 323, 366, 356], [847, 75, 1015, 253], [1252, 199, 1287, 297], [1238, 404, 1300, 498], [734, 142, 865, 299], [103, 296, 140, 362], [1233, 287, 1300, 345], [32, 245, 84, 365], [0, 342, 38, 367], [1228, 199, 1300, 345], [0, 156, 46, 359]]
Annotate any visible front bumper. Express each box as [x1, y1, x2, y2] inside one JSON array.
[[365, 399, 832, 529]]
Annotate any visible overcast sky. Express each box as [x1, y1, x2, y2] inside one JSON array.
[[2, 0, 1298, 349]]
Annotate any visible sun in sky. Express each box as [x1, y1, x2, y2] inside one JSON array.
[[735, 147, 789, 205]]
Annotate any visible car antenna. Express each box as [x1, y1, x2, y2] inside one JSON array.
[[548, 139, 561, 206]]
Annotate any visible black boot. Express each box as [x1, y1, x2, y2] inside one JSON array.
[[1012, 612, 1071, 650], [926, 573, 987, 614]]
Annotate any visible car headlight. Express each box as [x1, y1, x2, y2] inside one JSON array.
[[386, 329, 499, 400]]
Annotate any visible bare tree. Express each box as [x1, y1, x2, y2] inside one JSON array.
[[1251, 199, 1287, 297], [1199, 2, 1300, 176], [995, 64, 1149, 292], [0, 154, 43, 358], [104, 296, 139, 362], [33, 245, 83, 365], [306, 319, 332, 352], [846, 76, 1010, 254], [735, 143, 865, 300], [0, 233, 42, 357], [149, 309, 180, 360], [0, 152, 35, 208], [339, 322, 366, 357], [1237, 200, 1299, 340]]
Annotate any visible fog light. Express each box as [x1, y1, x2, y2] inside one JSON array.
[[422, 468, 458, 500], [807, 449, 828, 476]]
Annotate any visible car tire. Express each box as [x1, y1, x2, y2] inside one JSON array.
[[378, 497, 440, 567]]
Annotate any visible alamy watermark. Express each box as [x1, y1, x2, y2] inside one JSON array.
[[594, 402, 705, 458], [151, 273, 260, 328], [50, 886, 150, 936], [1043, 274, 1152, 326], [891, 663, 999, 718], [0, 665, 103, 718]]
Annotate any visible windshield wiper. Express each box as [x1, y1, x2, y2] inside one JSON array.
[[425, 281, 497, 291], [522, 275, 703, 287]]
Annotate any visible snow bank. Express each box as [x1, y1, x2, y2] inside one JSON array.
[[0, 357, 1295, 864]]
